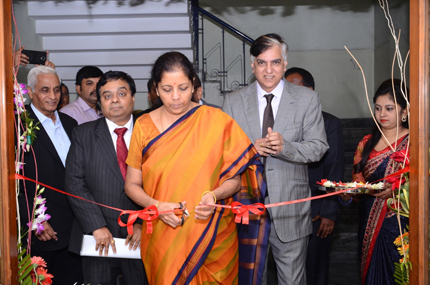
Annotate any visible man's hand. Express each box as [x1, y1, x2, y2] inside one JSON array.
[[254, 138, 272, 157], [125, 223, 142, 251], [34, 221, 58, 242], [93, 227, 116, 256], [266, 127, 284, 155], [35, 51, 55, 69], [312, 215, 335, 238]]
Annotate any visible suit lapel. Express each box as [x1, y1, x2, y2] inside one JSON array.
[[242, 82, 262, 142], [94, 119, 124, 183], [28, 108, 64, 167], [59, 113, 74, 140], [273, 81, 299, 132]]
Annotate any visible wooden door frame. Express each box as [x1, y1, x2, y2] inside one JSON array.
[[0, 0, 19, 284], [0, 0, 428, 284], [409, 0, 429, 284]]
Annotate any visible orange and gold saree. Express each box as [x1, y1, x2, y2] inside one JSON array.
[[127, 106, 269, 285]]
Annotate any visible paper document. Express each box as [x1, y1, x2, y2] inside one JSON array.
[[80, 235, 141, 259]]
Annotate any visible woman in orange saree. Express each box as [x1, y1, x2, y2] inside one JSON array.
[[125, 52, 269, 285]]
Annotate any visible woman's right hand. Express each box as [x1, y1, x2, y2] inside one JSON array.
[[157, 201, 186, 229]]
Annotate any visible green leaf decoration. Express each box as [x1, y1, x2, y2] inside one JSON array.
[[394, 262, 409, 285], [18, 255, 32, 282]]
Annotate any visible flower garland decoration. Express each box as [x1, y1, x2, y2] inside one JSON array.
[[30, 256, 54, 285], [386, 149, 410, 218], [14, 82, 53, 283], [393, 227, 410, 285], [26, 186, 51, 235], [14, 82, 40, 153], [389, 148, 430, 284]]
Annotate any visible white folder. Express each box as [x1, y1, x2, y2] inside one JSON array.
[[80, 235, 141, 259]]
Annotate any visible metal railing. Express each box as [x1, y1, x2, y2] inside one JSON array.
[[191, 0, 254, 97]]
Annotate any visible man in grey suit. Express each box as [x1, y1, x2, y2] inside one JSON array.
[[65, 71, 147, 284], [222, 34, 329, 284]]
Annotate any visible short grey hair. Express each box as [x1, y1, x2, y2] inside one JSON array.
[[27, 66, 60, 91], [250, 34, 289, 63]]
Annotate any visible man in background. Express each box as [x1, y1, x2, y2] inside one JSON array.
[[193, 75, 220, 108], [57, 83, 70, 110], [139, 78, 160, 114], [285, 67, 344, 285], [60, 66, 104, 124]]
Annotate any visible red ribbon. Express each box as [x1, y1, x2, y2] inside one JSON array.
[[14, 173, 166, 234], [14, 165, 414, 228], [118, 205, 159, 234], [230, 202, 265, 225]]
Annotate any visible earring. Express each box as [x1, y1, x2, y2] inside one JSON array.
[[401, 116, 407, 122]]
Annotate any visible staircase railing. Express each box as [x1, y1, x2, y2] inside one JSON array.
[[190, 0, 254, 97]]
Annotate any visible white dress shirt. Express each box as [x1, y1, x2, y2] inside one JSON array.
[[30, 104, 71, 166], [105, 115, 133, 152], [257, 79, 284, 133]]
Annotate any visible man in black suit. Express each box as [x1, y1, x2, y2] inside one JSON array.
[[65, 71, 147, 284], [18, 66, 82, 283], [285, 67, 344, 285], [193, 75, 221, 108]]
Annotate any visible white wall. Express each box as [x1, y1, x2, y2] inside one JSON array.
[[199, 0, 408, 118], [12, 1, 43, 85]]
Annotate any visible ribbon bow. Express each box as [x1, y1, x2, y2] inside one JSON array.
[[230, 202, 266, 225], [118, 205, 159, 234]]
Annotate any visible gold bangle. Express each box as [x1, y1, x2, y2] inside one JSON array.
[[155, 201, 160, 208], [202, 191, 217, 203]]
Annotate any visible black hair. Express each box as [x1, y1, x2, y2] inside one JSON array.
[[151, 52, 196, 87], [150, 52, 198, 105], [147, 78, 155, 92], [353, 79, 409, 174], [96, 70, 136, 102], [194, 74, 202, 88], [250, 33, 287, 59], [284, 67, 315, 90], [60, 82, 69, 94], [75, 66, 103, 86]]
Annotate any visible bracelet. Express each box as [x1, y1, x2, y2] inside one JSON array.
[[202, 191, 217, 203], [338, 196, 352, 205], [155, 201, 160, 208]]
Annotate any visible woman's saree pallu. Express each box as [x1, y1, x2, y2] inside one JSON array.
[[357, 135, 409, 284], [137, 106, 270, 285]]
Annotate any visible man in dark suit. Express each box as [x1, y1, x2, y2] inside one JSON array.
[[18, 66, 82, 283], [285, 67, 344, 285], [193, 75, 221, 108], [65, 71, 147, 284], [223, 34, 328, 284]]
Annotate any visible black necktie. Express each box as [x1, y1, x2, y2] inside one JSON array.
[[262, 94, 275, 138]]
